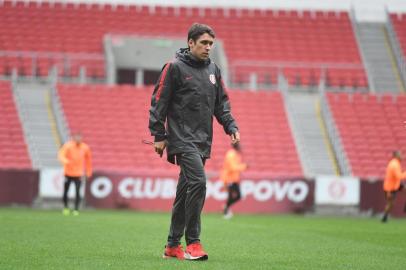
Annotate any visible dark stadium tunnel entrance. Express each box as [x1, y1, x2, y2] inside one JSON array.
[[117, 68, 160, 86], [144, 70, 162, 85], [117, 69, 135, 85]]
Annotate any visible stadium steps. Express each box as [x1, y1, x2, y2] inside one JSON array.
[[284, 92, 337, 177], [356, 22, 402, 93], [13, 83, 61, 168]]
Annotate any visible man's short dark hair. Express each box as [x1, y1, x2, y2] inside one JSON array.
[[232, 142, 241, 152], [393, 150, 402, 158], [187, 23, 215, 43]]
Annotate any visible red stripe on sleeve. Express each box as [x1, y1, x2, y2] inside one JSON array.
[[156, 63, 171, 101]]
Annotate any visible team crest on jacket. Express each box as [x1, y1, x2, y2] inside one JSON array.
[[209, 74, 216, 84]]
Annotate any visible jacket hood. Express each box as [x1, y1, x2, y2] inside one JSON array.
[[176, 48, 211, 68]]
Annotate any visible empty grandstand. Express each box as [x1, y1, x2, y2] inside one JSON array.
[[0, 0, 406, 214], [0, 1, 367, 90]]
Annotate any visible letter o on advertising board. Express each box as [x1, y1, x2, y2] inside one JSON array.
[[288, 181, 308, 203], [254, 181, 273, 201], [91, 177, 113, 199]]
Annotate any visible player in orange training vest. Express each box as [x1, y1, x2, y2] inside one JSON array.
[[382, 150, 406, 222], [220, 143, 247, 219], [58, 133, 92, 216]]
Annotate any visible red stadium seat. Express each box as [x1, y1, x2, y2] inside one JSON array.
[[326, 92, 406, 178], [390, 13, 406, 60], [0, 81, 32, 169]]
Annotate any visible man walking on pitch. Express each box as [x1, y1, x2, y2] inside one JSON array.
[[220, 143, 247, 219], [149, 23, 240, 260], [58, 133, 92, 216], [382, 150, 406, 222]]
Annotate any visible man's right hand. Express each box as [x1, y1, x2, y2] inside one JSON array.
[[154, 140, 167, 157]]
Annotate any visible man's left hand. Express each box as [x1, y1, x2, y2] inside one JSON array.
[[231, 131, 240, 145]]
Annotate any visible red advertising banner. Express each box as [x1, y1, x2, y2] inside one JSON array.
[[85, 171, 314, 213], [2, 166, 400, 217], [360, 179, 406, 217], [0, 169, 39, 205]]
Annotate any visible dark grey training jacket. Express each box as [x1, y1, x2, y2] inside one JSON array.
[[149, 48, 238, 164]]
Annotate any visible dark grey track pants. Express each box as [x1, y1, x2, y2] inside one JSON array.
[[167, 152, 207, 247]]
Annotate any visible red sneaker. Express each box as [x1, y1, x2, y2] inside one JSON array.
[[185, 242, 208, 261], [163, 245, 185, 260]]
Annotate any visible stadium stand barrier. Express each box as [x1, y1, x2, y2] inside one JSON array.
[[230, 60, 367, 91], [0, 51, 105, 83]]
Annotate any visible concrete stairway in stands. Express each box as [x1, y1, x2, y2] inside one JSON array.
[[285, 92, 337, 177], [356, 22, 402, 93], [13, 83, 60, 168]]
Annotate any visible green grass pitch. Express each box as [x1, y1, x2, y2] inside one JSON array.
[[0, 208, 405, 270]]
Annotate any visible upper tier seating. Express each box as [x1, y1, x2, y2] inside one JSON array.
[[0, 1, 365, 87], [390, 13, 406, 59], [58, 84, 302, 176], [0, 81, 31, 169], [326, 92, 406, 178]]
